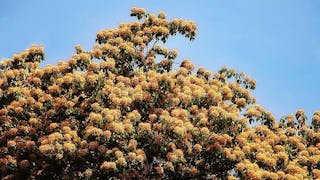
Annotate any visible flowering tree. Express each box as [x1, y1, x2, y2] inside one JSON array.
[[0, 7, 320, 179]]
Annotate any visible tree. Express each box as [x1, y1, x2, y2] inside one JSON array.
[[0, 7, 319, 179]]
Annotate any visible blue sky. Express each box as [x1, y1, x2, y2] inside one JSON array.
[[1, 1, 320, 121]]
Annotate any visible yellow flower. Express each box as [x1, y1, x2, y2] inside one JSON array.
[[273, 145, 285, 152], [180, 59, 195, 71], [121, 97, 132, 106], [64, 134, 72, 141], [174, 149, 184, 158], [114, 150, 123, 159], [313, 169, 320, 178], [39, 144, 55, 155], [155, 166, 164, 174], [227, 176, 237, 180], [86, 74, 98, 84], [193, 144, 202, 152], [309, 155, 319, 165], [286, 162, 307, 176], [167, 152, 177, 162], [48, 132, 63, 142], [127, 152, 136, 160], [235, 98, 246, 106], [133, 36, 144, 45], [128, 139, 137, 150], [221, 85, 231, 94], [148, 114, 157, 122], [111, 97, 121, 106], [4, 70, 15, 79], [200, 127, 210, 136], [25, 141, 35, 149], [247, 169, 262, 180], [296, 109, 304, 116], [7, 140, 16, 148], [139, 122, 151, 131], [285, 174, 300, 180], [313, 114, 320, 122], [116, 157, 127, 166], [130, 7, 146, 15], [56, 153, 63, 160], [91, 48, 102, 58], [29, 118, 39, 126], [288, 136, 300, 146], [88, 112, 103, 124], [62, 126, 71, 133], [111, 122, 124, 134], [91, 103, 100, 112], [63, 75, 73, 84], [192, 87, 206, 99], [79, 53, 91, 61], [15, 107, 23, 114], [86, 126, 104, 138], [167, 142, 176, 151], [267, 172, 279, 180], [63, 142, 76, 153], [236, 162, 246, 171], [136, 154, 145, 162], [104, 114, 114, 122], [265, 157, 276, 167], [173, 119, 184, 127], [165, 162, 175, 171], [84, 168, 93, 177], [276, 171, 285, 179], [56, 78, 64, 86], [100, 161, 117, 171], [209, 109, 219, 118], [88, 62, 100, 71], [173, 126, 185, 137], [124, 123, 133, 133]]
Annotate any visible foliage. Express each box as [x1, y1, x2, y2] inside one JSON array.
[[0, 7, 320, 180]]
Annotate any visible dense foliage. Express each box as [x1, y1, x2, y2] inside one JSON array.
[[0, 7, 320, 179]]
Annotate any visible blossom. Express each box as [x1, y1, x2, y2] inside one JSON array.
[[39, 144, 55, 155], [2, 7, 320, 180], [56, 153, 63, 160], [111, 122, 124, 134], [313, 169, 320, 178], [155, 166, 164, 174], [200, 127, 210, 136], [130, 7, 146, 16], [235, 98, 246, 107], [100, 161, 117, 171], [136, 155, 145, 162], [63, 142, 76, 153], [25, 141, 35, 149], [7, 140, 16, 148], [86, 74, 98, 84], [48, 132, 63, 142], [84, 168, 93, 178], [174, 149, 184, 158], [88, 112, 103, 124], [128, 139, 137, 150], [167, 152, 177, 162], [128, 152, 136, 160], [180, 59, 195, 71], [123, 123, 133, 133], [165, 162, 175, 172], [173, 126, 185, 137]]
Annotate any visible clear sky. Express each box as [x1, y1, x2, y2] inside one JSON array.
[[1, 0, 320, 121]]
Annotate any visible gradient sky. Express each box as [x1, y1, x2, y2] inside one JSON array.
[[1, 1, 320, 121]]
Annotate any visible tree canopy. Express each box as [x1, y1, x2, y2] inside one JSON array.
[[0, 7, 320, 180]]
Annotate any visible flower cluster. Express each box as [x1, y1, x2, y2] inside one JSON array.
[[0, 7, 320, 180]]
